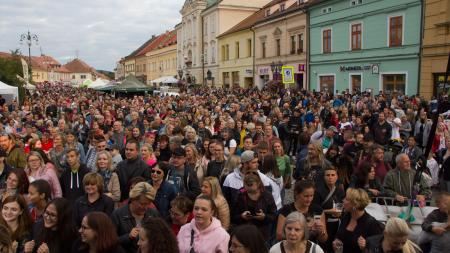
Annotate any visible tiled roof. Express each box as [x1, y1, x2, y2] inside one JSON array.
[[218, 7, 266, 37], [63, 58, 94, 73], [56, 66, 71, 73], [30, 55, 61, 71], [254, 0, 308, 26], [219, 0, 296, 37]]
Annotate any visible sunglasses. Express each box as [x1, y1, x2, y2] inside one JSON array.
[[151, 170, 162, 175]]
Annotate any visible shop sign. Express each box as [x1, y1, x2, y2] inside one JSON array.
[[245, 69, 253, 76], [339, 65, 371, 72], [259, 67, 270, 75], [298, 64, 305, 72]]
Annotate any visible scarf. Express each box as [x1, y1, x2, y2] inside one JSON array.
[[98, 169, 112, 193]]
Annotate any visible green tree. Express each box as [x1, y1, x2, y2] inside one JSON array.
[[0, 55, 25, 104]]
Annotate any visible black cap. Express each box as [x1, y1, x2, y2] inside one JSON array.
[[172, 147, 186, 157]]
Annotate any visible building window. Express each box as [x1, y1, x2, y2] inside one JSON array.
[[211, 43, 216, 63], [276, 39, 281, 56], [235, 42, 240, 59], [221, 45, 226, 61], [351, 23, 362, 50], [389, 16, 403, 47], [204, 47, 208, 64], [223, 72, 230, 88], [290, 36, 296, 54], [350, 0, 363, 6], [383, 74, 405, 94], [320, 75, 335, 93], [323, 29, 331, 53], [298, 34, 304, 54], [321, 6, 332, 14], [225, 45, 230, 60], [266, 9, 270, 17], [350, 74, 362, 93], [232, 71, 240, 87], [72, 75, 75, 79], [280, 3, 285, 11], [80, 75, 86, 79], [262, 42, 266, 58], [247, 39, 252, 57]]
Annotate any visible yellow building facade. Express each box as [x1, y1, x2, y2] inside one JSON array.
[[420, 0, 450, 98], [146, 43, 178, 85], [218, 28, 255, 88], [254, 0, 307, 89]]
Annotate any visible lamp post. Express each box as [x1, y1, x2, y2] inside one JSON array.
[[20, 30, 38, 83]]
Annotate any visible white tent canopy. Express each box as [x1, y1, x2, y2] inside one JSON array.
[[150, 76, 179, 84], [88, 78, 109, 88], [0, 81, 19, 103]]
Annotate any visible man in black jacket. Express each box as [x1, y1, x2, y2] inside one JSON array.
[[166, 147, 201, 201], [372, 112, 392, 146], [60, 148, 90, 204], [116, 140, 150, 201]]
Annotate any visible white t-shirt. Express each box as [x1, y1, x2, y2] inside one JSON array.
[[270, 241, 324, 253], [224, 139, 237, 157]]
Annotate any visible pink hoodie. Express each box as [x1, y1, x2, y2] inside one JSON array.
[[177, 217, 230, 253]]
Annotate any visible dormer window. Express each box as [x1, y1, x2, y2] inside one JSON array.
[[280, 3, 285, 11], [266, 9, 271, 17]]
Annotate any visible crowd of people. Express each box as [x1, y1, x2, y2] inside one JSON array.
[[0, 84, 448, 253]]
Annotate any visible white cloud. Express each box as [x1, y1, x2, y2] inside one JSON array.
[[0, 0, 185, 71]]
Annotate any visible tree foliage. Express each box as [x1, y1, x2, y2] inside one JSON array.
[[0, 55, 25, 103]]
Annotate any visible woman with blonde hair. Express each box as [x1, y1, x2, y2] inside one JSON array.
[[333, 188, 384, 253], [201, 176, 230, 229], [294, 141, 331, 181], [185, 143, 204, 182], [220, 155, 241, 184], [111, 182, 160, 253], [270, 212, 324, 253], [140, 143, 157, 167], [95, 150, 121, 202], [366, 217, 421, 253], [25, 151, 62, 198]]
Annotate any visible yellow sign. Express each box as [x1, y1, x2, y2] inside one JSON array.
[[282, 66, 295, 84]]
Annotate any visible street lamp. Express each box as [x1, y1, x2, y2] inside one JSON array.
[[20, 30, 39, 83], [270, 61, 283, 81]]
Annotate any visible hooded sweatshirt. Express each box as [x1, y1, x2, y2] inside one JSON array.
[[177, 217, 229, 253]]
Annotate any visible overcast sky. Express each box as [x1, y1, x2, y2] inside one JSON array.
[[0, 0, 185, 71]]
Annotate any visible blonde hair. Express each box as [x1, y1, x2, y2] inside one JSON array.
[[202, 177, 224, 200], [129, 182, 156, 201], [221, 155, 241, 179], [346, 188, 371, 210], [385, 217, 420, 253], [95, 151, 113, 171], [185, 143, 200, 161]]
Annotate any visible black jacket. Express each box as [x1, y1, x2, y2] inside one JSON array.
[[110, 204, 160, 253], [0, 163, 12, 190], [71, 238, 126, 253], [116, 157, 150, 201], [73, 194, 115, 227], [59, 164, 90, 204], [166, 165, 201, 201], [30, 219, 78, 253]]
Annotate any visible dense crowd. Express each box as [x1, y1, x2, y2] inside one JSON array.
[[0, 85, 449, 253]]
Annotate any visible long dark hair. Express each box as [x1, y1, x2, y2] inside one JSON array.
[[79, 212, 120, 253], [7, 168, 29, 194], [37, 198, 77, 251], [0, 195, 32, 242], [230, 225, 268, 253], [140, 217, 179, 253], [261, 154, 281, 178]]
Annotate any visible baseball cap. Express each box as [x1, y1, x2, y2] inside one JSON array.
[[327, 126, 338, 133], [241, 150, 256, 163]]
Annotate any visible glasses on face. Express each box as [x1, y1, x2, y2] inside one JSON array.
[[151, 170, 162, 175], [43, 211, 57, 220]]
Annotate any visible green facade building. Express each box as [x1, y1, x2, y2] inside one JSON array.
[[308, 0, 422, 95]]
